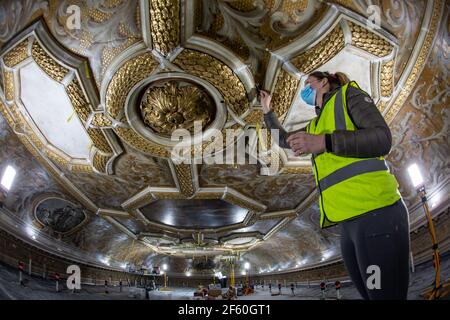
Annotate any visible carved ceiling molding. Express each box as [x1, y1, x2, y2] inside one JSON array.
[[262, 216, 296, 241], [96, 208, 132, 219], [383, 0, 444, 124], [100, 44, 245, 159], [280, 166, 313, 175], [0, 101, 99, 214], [168, 162, 198, 198], [0, 116, 160, 260], [95, 214, 290, 257], [149, 0, 181, 55], [139, 232, 180, 246], [183, 0, 258, 121], [100, 183, 319, 256], [322, 1, 444, 114], [136, 230, 263, 256], [0, 4, 313, 261], [258, 6, 401, 174], [0, 22, 152, 258], [95, 0, 261, 160], [220, 232, 263, 248], [0, 19, 123, 175], [266, 10, 397, 109], [264, 0, 444, 126]]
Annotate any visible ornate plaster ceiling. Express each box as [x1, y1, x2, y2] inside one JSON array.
[[0, 0, 448, 275]]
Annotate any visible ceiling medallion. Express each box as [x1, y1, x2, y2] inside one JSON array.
[[139, 80, 215, 137], [125, 72, 227, 149]]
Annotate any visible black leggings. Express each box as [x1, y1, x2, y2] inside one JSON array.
[[340, 199, 411, 300]]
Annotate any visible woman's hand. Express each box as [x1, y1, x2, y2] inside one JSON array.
[[286, 132, 326, 156], [260, 90, 272, 114]]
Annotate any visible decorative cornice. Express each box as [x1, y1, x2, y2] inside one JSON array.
[[384, 0, 444, 124]]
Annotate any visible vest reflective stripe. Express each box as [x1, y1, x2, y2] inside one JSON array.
[[334, 88, 346, 130], [318, 159, 388, 192], [307, 81, 401, 228]]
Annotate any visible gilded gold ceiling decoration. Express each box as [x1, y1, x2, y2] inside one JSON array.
[[0, 101, 99, 214], [31, 41, 70, 81], [171, 163, 197, 198], [380, 60, 395, 97], [149, 0, 180, 55], [348, 21, 393, 57], [3, 39, 29, 68], [270, 69, 300, 121], [290, 24, 345, 74], [286, 18, 395, 96], [140, 81, 214, 136], [3, 70, 13, 101], [105, 52, 158, 120], [194, 0, 329, 78], [173, 49, 249, 117]]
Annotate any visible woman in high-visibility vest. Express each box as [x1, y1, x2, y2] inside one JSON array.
[[260, 71, 410, 300]]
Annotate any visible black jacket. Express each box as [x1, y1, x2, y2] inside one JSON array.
[[263, 86, 392, 158]]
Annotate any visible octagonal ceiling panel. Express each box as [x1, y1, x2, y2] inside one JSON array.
[[225, 219, 280, 235], [140, 199, 249, 229], [0, 20, 123, 174], [282, 45, 375, 148], [19, 62, 92, 160]]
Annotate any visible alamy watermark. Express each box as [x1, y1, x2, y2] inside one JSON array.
[[169, 121, 281, 175], [366, 5, 381, 30], [366, 265, 381, 290], [66, 264, 81, 290], [66, 5, 81, 30]]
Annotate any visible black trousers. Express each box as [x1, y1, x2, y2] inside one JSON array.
[[340, 199, 411, 300]]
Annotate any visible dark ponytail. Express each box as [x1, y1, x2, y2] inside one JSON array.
[[309, 71, 350, 89]]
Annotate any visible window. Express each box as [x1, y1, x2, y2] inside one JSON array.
[[1, 165, 16, 191]]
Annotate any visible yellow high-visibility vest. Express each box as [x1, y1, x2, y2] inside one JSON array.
[[306, 81, 401, 228]]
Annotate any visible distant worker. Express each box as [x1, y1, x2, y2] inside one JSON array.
[[104, 279, 109, 294], [335, 281, 342, 300], [320, 282, 326, 300], [54, 273, 60, 292]]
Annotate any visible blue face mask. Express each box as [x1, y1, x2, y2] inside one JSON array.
[[300, 84, 316, 106]]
